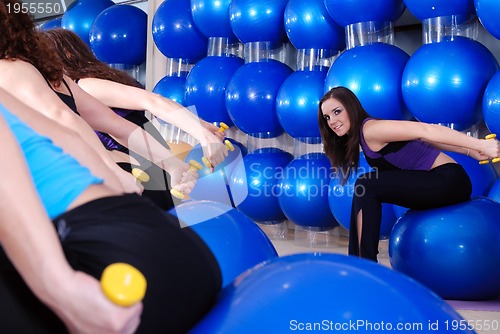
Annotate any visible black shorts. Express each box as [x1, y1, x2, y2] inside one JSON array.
[[0, 194, 221, 333]]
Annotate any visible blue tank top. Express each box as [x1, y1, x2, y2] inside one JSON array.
[[360, 118, 440, 171], [0, 104, 103, 219]]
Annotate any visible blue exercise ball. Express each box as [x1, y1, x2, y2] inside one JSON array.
[[393, 204, 409, 220], [328, 152, 397, 238], [325, 42, 411, 121], [152, 0, 208, 63], [402, 36, 498, 131], [389, 197, 500, 300], [445, 151, 497, 197], [169, 200, 278, 288], [39, 17, 62, 31], [278, 153, 338, 230], [276, 68, 326, 139], [483, 70, 500, 136], [153, 74, 188, 106], [89, 5, 147, 66], [191, 0, 237, 41], [284, 0, 345, 52], [228, 147, 294, 222], [185, 55, 244, 126], [191, 253, 475, 333], [324, 0, 406, 27], [61, 0, 114, 45], [488, 178, 500, 203], [226, 60, 293, 137], [229, 0, 288, 47], [475, 0, 500, 40], [404, 0, 475, 21], [183, 142, 244, 206]]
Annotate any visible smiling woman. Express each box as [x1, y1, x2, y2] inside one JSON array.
[[318, 86, 500, 263]]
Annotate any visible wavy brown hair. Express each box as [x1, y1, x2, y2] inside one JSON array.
[[318, 86, 371, 184], [0, 0, 64, 86], [40, 28, 142, 88]]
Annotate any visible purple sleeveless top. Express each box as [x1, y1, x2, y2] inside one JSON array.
[[360, 118, 440, 171]]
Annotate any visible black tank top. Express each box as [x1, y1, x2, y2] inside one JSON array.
[[46, 77, 79, 115]]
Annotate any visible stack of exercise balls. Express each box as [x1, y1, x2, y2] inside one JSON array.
[[186, 0, 244, 127], [229, 147, 294, 238], [402, 0, 498, 131], [324, 0, 411, 121], [61, 0, 114, 46], [89, 4, 147, 75], [225, 0, 292, 138], [151, 0, 208, 105]]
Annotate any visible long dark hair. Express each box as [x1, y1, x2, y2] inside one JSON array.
[[318, 86, 370, 183], [0, 0, 64, 86], [40, 28, 142, 88]]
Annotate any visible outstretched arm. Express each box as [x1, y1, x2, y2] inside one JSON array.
[[77, 78, 227, 165], [363, 119, 500, 160], [0, 114, 141, 333], [68, 79, 200, 195]]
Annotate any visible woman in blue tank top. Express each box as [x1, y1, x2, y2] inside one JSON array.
[[0, 89, 222, 333], [318, 87, 500, 262]]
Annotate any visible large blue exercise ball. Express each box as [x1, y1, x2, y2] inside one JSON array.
[[152, 0, 208, 63], [325, 43, 411, 121], [404, 0, 475, 21], [153, 74, 188, 106], [324, 0, 406, 27], [483, 70, 500, 136], [185, 55, 244, 126], [488, 179, 500, 203], [229, 0, 288, 47], [284, 0, 345, 52], [39, 17, 62, 31], [402, 36, 498, 131], [328, 153, 397, 238], [183, 142, 244, 206], [89, 5, 147, 66], [278, 153, 338, 230], [226, 60, 293, 137], [228, 147, 294, 222], [475, 0, 500, 40], [191, 253, 475, 333], [276, 69, 326, 139], [169, 200, 278, 288], [444, 151, 497, 197], [191, 0, 237, 41], [61, 0, 114, 45], [389, 197, 500, 300]]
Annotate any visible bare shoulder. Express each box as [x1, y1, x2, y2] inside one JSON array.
[[0, 59, 45, 85]]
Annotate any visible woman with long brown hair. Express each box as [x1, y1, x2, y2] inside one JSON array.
[[319, 86, 499, 262]]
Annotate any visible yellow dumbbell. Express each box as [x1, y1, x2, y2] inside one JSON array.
[[101, 262, 147, 307], [131, 168, 150, 183], [479, 134, 500, 164], [170, 159, 203, 200], [201, 140, 235, 168], [218, 122, 229, 133]]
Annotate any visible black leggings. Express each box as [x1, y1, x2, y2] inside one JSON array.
[[0, 194, 221, 334], [348, 163, 472, 262]]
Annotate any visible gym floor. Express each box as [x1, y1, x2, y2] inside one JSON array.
[[261, 224, 500, 334]]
